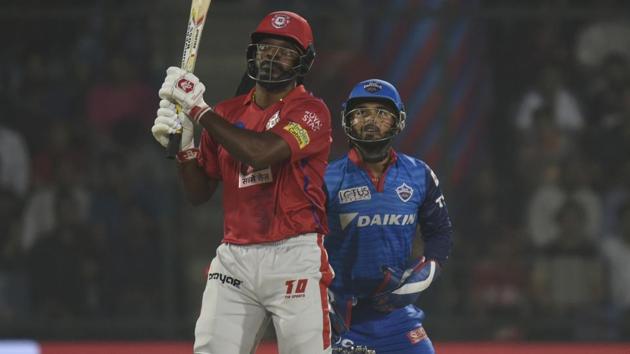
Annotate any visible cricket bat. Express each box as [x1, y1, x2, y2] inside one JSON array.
[[166, 0, 212, 159]]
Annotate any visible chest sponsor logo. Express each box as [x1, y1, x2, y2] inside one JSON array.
[[396, 183, 413, 202], [283, 122, 310, 149], [302, 110, 322, 131], [239, 166, 273, 188], [338, 186, 371, 204], [266, 110, 280, 130], [339, 212, 416, 230]]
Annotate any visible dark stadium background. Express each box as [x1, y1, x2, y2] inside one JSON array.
[[1, 0, 629, 352]]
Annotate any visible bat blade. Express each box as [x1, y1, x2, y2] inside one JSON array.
[[166, 0, 212, 159]]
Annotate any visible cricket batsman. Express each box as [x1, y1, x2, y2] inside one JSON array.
[[151, 11, 334, 354], [325, 79, 454, 353]]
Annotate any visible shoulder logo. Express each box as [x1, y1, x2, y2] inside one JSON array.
[[396, 183, 413, 202], [266, 111, 280, 130], [338, 186, 371, 204], [302, 110, 322, 131], [283, 122, 310, 149]]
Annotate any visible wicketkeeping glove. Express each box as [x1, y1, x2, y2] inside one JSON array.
[[151, 99, 194, 150], [158, 66, 212, 123], [328, 289, 356, 338], [371, 257, 439, 312]]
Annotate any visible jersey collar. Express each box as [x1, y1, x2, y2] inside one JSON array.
[[348, 147, 398, 192], [348, 147, 398, 167]]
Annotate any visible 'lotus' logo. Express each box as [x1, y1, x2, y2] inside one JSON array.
[[177, 78, 194, 93], [271, 14, 290, 29]]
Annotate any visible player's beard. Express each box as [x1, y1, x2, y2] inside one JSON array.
[[353, 139, 393, 163], [255, 60, 297, 92]]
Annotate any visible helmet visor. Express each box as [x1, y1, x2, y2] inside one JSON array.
[[344, 107, 398, 142], [247, 43, 301, 83]]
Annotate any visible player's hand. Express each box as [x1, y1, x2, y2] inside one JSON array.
[[151, 99, 194, 150], [158, 66, 211, 123], [328, 289, 356, 338], [370, 257, 439, 312]]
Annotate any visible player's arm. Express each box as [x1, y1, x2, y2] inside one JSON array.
[[417, 165, 453, 265], [371, 165, 453, 312], [198, 112, 290, 169], [158, 67, 291, 169], [177, 161, 219, 205]]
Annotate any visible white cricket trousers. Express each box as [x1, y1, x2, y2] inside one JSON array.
[[194, 233, 334, 354]]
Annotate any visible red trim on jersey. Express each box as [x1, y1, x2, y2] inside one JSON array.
[[373, 269, 392, 295], [316, 234, 333, 350], [348, 148, 398, 192]]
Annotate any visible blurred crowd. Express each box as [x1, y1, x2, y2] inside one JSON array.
[[1, 0, 630, 342]]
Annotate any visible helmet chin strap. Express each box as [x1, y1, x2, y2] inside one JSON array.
[[353, 139, 392, 163]]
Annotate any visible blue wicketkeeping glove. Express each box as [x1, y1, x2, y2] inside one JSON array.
[[371, 257, 439, 312], [328, 289, 356, 338]]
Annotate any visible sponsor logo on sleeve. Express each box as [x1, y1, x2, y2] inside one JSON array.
[[283, 122, 310, 149], [302, 110, 322, 131], [406, 326, 428, 344], [338, 186, 371, 204], [396, 183, 414, 202]]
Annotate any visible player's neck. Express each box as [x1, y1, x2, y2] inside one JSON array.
[[357, 149, 391, 179], [364, 158, 390, 179], [254, 82, 296, 109]]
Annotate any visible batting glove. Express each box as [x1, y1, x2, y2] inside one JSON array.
[[371, 257, 439, 312], [151, 99, 194, 150], [158, 66, 212, 123]]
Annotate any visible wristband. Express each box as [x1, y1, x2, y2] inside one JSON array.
[[189, 105, 213, 123], [176, 148, 199, 163]]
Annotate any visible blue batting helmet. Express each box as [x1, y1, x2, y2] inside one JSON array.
[[341, 79, 406, 143]]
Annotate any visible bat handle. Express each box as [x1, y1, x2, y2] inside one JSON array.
[[166, 133, 182, 159], [165, 104, 184, 159]]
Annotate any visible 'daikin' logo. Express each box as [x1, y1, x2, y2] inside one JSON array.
[[396, 183, 413, 202]]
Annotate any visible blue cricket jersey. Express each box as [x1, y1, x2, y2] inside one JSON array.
[[324, 148, 453, 330]]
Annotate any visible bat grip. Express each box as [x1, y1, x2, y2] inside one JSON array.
[[166, 133, 182, 159], [165, 104, 184, 159]]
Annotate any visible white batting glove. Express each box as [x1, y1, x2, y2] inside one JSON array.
[[158, 66, 212, 123], [151, 99, 194, 150]]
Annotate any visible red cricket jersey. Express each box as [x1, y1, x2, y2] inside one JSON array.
[[197, 85, 331, 244]]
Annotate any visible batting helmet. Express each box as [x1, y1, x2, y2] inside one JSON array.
[[342, 79, 407, 140], [251, 11, 314, 52], [249, 11, 316, 77]]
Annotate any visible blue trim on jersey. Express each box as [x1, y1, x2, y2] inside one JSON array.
[[299, 158, 324, 232]]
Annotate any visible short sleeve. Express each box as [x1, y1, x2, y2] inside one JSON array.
[[269, 99, 331, 162], [197, 130, 221, 180]]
